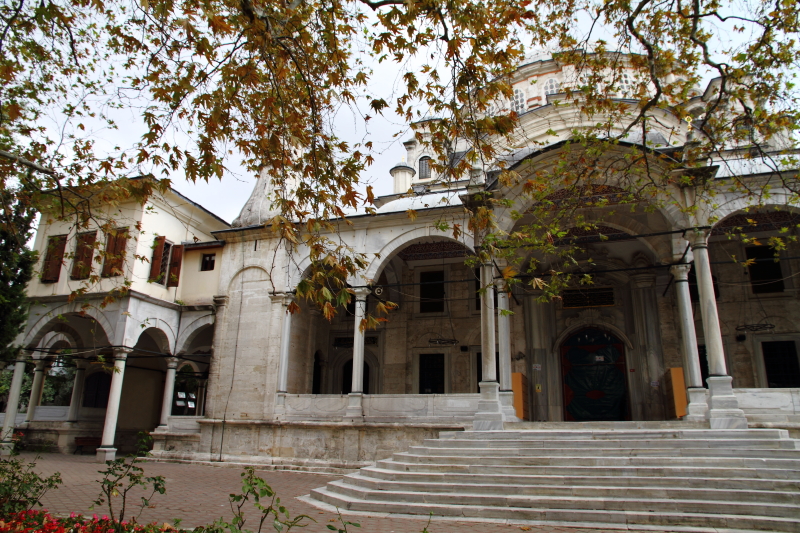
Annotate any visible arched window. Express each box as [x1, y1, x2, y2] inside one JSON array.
[[83, 372, 111, 408], [418, 156, 431, 180], [511, 88, 525, 114], [543, 78, 561, 97]]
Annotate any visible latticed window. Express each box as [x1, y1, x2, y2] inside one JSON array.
[[418, 156, 431, 180], [511, 88, 525, 114], [562, 287, 614, 308], [543, 78, 561, 97]]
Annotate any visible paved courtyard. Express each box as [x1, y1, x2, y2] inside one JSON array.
[[24, 452, 679, 533]]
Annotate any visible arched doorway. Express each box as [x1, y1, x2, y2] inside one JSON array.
[[341, 359, 370, 394], [561, 328, 628, 421]]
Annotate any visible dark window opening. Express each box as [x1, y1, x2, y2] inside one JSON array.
[[761, 341, 800, 388], [201, 253, 216, 271], [688, 265, 720, 301], [746, 246, 785, 294], [562, 287, 615, 308], [419, 353, 445, 394], [158, 242, 173, 285], [342, 359, 369, 394], [418, 157, 431, 180], [420, 270, 445, 313], [171, 367, 201, 416], [82, 372, 112, 408]]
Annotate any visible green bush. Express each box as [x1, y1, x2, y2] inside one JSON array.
[[0, 455, 62, 515]]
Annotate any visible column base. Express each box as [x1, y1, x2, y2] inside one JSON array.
[[499, 390, 520, 422], [474, 381, 504, 430], [707, 376, 748, 429], [344, 392, 363, 422], [0, 441, 14, 457], [273, 392, 287, 421], [152, 424, 169, 434], [96, 446, 117, 462], [684, 387, 709, 422]]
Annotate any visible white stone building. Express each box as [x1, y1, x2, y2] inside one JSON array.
[[2, 55, 799, 470]]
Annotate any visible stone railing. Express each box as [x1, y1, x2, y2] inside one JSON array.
[[732, 388, 800, 425], [282, 393, 480, 424]]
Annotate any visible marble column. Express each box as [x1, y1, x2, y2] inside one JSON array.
[[157, 357, 180, 429], [670, 263, 708, 422], [97, 347, 131, 462], [345, 287, 370, 421], [25, 360, 48, 422], [474, 262, 503, 430], [0, 354, 28, 456], [67, 360, 88, 422], [495, 283, 518, 421], [273, 293, 294, 419], [688, 229, 747, 429]]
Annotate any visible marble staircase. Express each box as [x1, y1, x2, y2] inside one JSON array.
[[309, 422, 800, 532]]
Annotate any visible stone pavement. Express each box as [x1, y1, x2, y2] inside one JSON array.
[[24, 452, 676, 533]]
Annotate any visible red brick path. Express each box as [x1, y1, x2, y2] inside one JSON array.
[[25, 452, 672, 533]]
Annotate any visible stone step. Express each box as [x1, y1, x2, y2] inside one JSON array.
[[394, 452, 800, 470], [310, 485, 800, 532], [425, 437, 800, 449], [376, 458, 800, 480], [324, 478, 800, 518], [408, 445, 800, 459], [359, 466, 800, 492], [439, 428, 791, 441], [505, 421, 706, 430], [343, 472, 800, 503]]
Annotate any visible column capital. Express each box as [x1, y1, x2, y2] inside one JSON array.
[[686, 228, 710, 249], [15, 352, 27, 363], [33, 359, 47, 371], [74, 359, 89, 370], [353, 287, 371, 301], [112, 347, 132, 361], [630, 272, 656, 288], [165, 356, 180, 369], [670, 263, 692, 280], [213, 295, 229, 307]]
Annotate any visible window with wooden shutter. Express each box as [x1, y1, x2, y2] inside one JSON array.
[[167, 245, 183, 287], [101, 228, 128, 278], [149, 236, 167, 283], [70, 232, 97, 280], [41, 235, 68, 283]]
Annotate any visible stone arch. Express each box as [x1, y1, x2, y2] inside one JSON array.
[[710, 201, 800, 230], [552, 316, 634, 352], [177, 360, 201, 373], [226, 264, 272, 294], [327, 347, 381, 395], [126, 319, 176, 354], [363, 227, 475, 282], [492, 145, 689, 235], [24, 305, 114, 350], [176, 314, 215, 354], [134, 327, 172, 355]]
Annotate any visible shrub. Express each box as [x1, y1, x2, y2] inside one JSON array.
[[0, 456, 62, 515]]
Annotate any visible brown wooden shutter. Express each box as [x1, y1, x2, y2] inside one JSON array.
[[70, 232, 97, 280], [42, 235, 67, 283], [102, 227, 128, 277], [149, 236, 166, 282], [167, 245, 183, 287]]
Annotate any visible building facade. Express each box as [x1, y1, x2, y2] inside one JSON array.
[[2, 55, 799, 467]]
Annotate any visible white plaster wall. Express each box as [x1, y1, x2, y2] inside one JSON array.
[[180, 248, 222, 305]]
